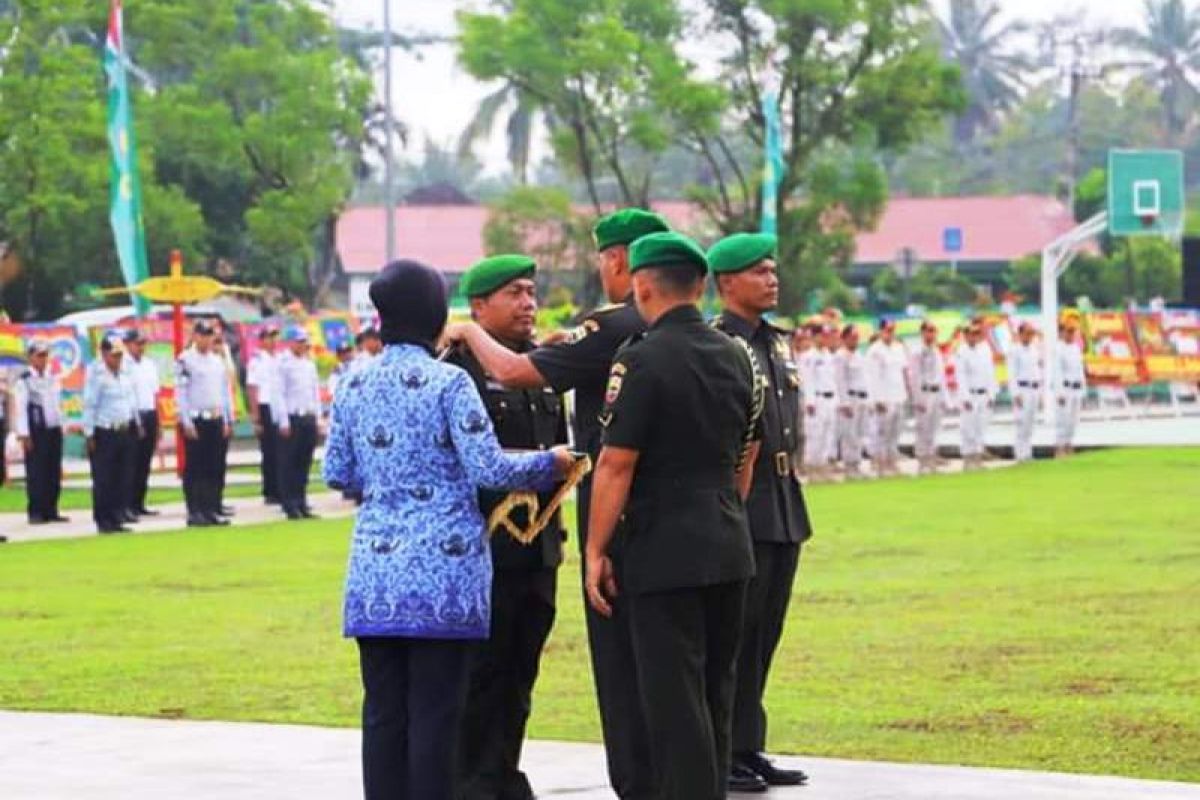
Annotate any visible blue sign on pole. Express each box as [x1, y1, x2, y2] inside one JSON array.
[[943, 226, 963, 254]]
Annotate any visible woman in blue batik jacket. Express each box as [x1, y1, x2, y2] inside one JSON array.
[[323, 259, 573, 800]]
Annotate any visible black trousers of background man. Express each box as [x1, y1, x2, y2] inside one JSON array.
[[458, 568, 557, 800], [732, 543, 801, 757], [256, 404, 280, 502], [90, 426, 133, 530], [358, 636, 472, 800], [628, 581, 748, 800], [24, 425, 63, 521], [129, 410, 159, 512], [278, 414, 317, 515], [577, 481, 657, 800], [183, 418, 223, 521]]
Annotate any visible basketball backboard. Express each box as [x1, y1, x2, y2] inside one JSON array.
[[1108, 149, 1185, 237]]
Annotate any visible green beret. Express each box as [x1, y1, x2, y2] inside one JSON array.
[[460, 254, 536, 298], [707, 232, 777, 274], [628, 231, 708, 275], [592, 208, 670, 251]]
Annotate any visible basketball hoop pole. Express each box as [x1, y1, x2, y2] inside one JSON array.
[[1040, 211, 1108, 410]]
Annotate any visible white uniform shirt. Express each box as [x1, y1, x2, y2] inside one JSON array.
[[13, 367, 63, 435], [175, 349, 233, 425], [954, 342, 998, 401], [124, 354, 160, 413], [908, 344, 948, 402], [1007, 342, 1043, 394], [867, 339, 909, 403], [835, 348, 870, 403], [82, 362, 138, 436], [800, 347, 839, 399], [246, 350, 279, 408], [1056, 340, 1087, 392], [272, 350, 321, 427]]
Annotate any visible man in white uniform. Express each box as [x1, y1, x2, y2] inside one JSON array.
[[246, 326, 281, 505], [908, 321, 949, 475], [954, 321, 997, 470], [176, 321, 233, 527], [866, 319, 908, 476], [800, 325, 839, 481], [1007, 322, 1043, 463], [272, 327, 322, 520], [122, 329, 161, 516], [835, 324, 870, 478], [1054, 323, 1087, 457]]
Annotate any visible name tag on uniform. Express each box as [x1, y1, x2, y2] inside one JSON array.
[[485, 379, 506, 392]]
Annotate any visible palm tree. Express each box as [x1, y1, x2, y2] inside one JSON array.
[[1113, 0, 1200, 144], [457, 83, 552, 184], [934, 0, 1032, 144]]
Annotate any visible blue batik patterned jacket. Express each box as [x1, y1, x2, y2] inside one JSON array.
[[323, 344, 558, 640]]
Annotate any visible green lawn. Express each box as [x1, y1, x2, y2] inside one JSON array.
[[1, 449, 1197, 781]]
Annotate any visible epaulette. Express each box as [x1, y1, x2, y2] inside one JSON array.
[[613, 331, 647, 360], [18, 369, 31, 380], [592, 302, 625, 315]]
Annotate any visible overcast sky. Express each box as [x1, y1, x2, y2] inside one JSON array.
[[332, 0, 1147, 174]]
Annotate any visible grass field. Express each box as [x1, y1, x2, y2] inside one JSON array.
[[1, 448, 1197, 781], [0, 481, 271, 513]]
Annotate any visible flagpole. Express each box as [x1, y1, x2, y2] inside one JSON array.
[[382, 0, 396, 263]]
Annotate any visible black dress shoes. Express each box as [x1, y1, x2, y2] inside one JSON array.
[[98, 525, 131, 534], [136, 508, 160, 517], [219, 505, 236, 517], [300, 508, 319, 519], [48, 515, 71, 523], [285, 510, 304, 521], [264, 496, 281, 506], [727, 763, 769, 793], [28, 515, 49, 525], [121, 511, 140, 524], [206, 514, 231, 526], [187, 515, 212, 527], [740, 752, 808, 786]]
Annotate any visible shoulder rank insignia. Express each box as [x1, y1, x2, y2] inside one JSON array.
[[563, 318, 601, 345]]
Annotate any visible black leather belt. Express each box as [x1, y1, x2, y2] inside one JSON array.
[[1063, 381, 1082, 389], [816, 392, 834, 399], [969, 389, 989, 395], [1017, 381, 1040, 389], [921, 385, 941, 393], [849, 391, 868, 399]]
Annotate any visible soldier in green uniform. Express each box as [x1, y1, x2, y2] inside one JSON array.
[[444, 209, 668, 800], [709, 232, 813, 791], [585, 231, 763, 800], [445, 254, 569, 800]]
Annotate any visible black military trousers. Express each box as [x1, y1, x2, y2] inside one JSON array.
[[256, 404, 280, 501], [24, 425, 63, 520], [458, 568, 557, 800], [90, 427, 134, 530], [576, 482, 656, 800], [278, 414, 317, 514], [0, 419, 6, 485], [183, 418, 223, 519], [627, 580, 748, 800], [732, 542, 802, 756], [130, 411, 158, 512], [357, 636, 472, 800]]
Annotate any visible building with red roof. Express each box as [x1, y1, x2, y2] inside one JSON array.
[[336, 195, 1080, 312]]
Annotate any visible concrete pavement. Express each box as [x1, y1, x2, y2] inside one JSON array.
[[1, 711, 1197, 800]]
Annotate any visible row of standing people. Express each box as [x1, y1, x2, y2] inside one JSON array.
[[322, 212, 814, 800], [794, 318, 1090, 479]]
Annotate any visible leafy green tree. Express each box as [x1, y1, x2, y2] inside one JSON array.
[[458, 83, 550, 185], [935, 0, 1031, 144], [691, 0, 964, 313], [457, 0, 725, 211], [1114, 0, 1200, 145]]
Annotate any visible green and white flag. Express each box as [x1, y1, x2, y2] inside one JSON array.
[[104, 0, 150, 316], [760, 67, 785, 236]]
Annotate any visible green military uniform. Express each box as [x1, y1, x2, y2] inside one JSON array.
[[598, 232, 762, 800], [525, 210, 668, 799], [709, 233, 814, 785], [449, 256, 569, 800]]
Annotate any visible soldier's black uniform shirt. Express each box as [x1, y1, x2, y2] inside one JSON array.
[[600, 304, 759, 595], [528, 296, 645, 461], [713, 311, 813, 544], [448, 341, 567, 570]]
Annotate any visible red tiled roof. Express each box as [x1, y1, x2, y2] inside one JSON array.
[[337, 201, 705, 275], [854, 194, 1079, 264], [338, 195, 1081, 275]]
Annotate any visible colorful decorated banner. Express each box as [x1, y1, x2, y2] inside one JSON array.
[[0, 323, 91, 424]]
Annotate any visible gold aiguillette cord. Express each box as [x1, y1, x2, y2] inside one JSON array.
[[488, 455, 592, 545]]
